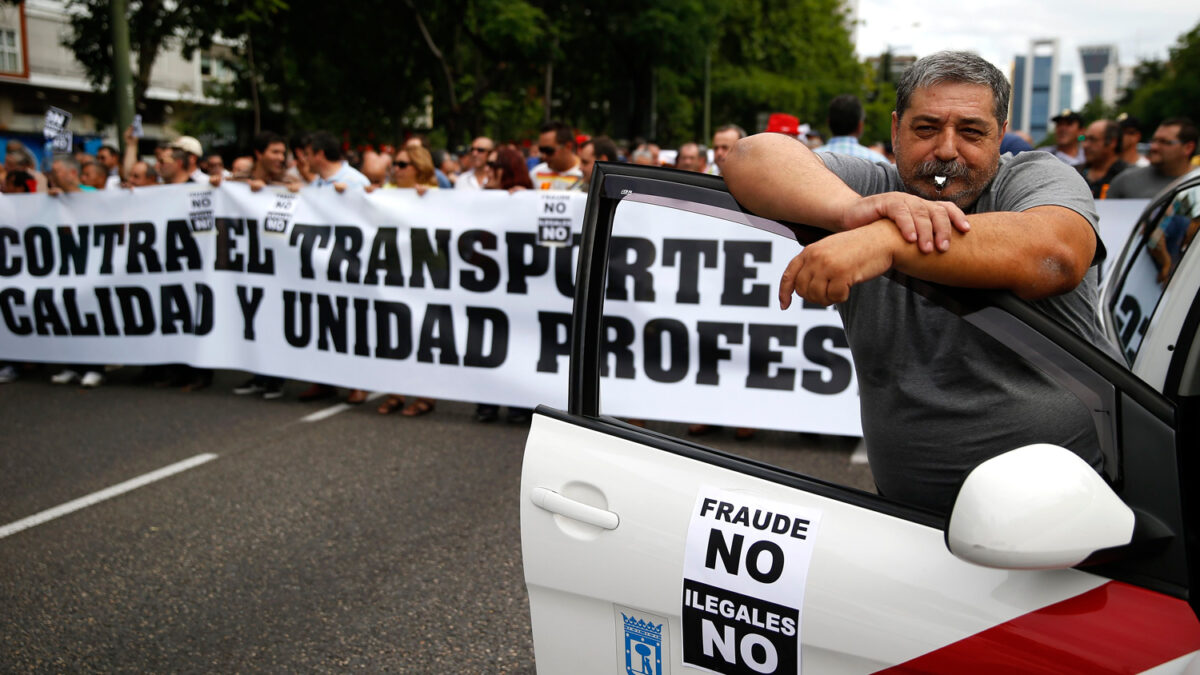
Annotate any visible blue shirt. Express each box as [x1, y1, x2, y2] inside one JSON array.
[[312, 161, 370, 189], [814, 136, 890, 165]]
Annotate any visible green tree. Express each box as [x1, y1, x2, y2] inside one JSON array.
[[1079, 95, 1117, 125], [542, 0, 722, 146], [403, 0, 549, 146], [60, 0, 869, 151], [710, 0, 864, 141], [61, 0, 285, 124], [861, 62, 896, 147], [1119, 20, 1200, 131]]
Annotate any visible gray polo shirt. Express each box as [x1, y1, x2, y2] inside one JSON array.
[[817, 151, 1117, 513]]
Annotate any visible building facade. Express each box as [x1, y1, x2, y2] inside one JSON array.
[[1010, 38, 1067, 142], [0, 0, 231, 166], [1079, 44, 1125, 106]]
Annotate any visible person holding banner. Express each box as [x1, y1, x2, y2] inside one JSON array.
[[44, 154, 105, 388], [375, 144, 441, 417], [488, 146, 534, 192], [229, 131, 301, 400], [45, 155, 93, 195], [307, 130, 370, 194], [124, 162, 158, 187], [456, 137, 495, 190], [81, 162, 108, 191], [528, 121, 583, 191], [96, 145, 122, 188], [281, 131, 373, 403], [723, 50, 1118, 514], [472, 146, 535, 424], [4, 144, 45, 192]]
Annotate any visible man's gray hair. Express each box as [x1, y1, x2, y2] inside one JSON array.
[[895, 51, 1010, 127], [52, 153, 80, 172]]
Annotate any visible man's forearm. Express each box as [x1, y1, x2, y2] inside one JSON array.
[[723, 133, 861, 231], [879, 206, 1095, 299]]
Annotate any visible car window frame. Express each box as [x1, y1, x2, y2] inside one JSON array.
[[1103, 174, 1200, 367]]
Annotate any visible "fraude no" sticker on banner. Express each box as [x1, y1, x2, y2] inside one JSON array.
[[681, 487, 821, 674]]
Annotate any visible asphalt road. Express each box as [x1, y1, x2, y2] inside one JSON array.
[[0, 366, 870, 673]]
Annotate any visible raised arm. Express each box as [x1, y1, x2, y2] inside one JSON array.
[[725, 133, 969, 252], [725, 133, 1095, 305], [122, 125, 139, 181], [777, 205, 1096, 306], [722, 133, 861, 230]]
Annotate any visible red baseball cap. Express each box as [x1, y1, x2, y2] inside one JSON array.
[[766, 113, 801, 136]]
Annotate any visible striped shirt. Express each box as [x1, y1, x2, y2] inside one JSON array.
[[814, 136, 890, 165]]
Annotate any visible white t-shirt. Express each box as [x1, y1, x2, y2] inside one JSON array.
[[529, 161, 583, 191], [457, 170, 486, 190]]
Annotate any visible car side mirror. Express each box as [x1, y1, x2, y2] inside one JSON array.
[[946, 444, 1135, 570]]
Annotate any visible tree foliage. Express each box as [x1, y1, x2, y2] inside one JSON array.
[[1119, 20, 1200, 132], [63, 0, 877, 149], [711, 0, 864, 142], [61, 0, 286, 127]]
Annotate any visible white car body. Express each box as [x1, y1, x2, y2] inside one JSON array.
[[522, 164, 1200, 673]]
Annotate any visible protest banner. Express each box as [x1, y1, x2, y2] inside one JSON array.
[[0, 185, 1147, 436]]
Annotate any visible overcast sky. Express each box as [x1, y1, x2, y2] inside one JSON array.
[[853, 1, 1200, 108]]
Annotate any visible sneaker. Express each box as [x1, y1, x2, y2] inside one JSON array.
[[0, 365, 16, 383], [51, 369, 80, 384], [262, 384, 284, 400], [80, 371, 104, 388], [474, 404, 499, 423], [233, 377, 266, 395]]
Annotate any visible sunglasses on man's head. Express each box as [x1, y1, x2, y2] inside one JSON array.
[[393, 160, 411, 168], [538, 146, 557, 155]]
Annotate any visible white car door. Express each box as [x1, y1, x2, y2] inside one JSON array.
[[521, 164, 1200, 674]]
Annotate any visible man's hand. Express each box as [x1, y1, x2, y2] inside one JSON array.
[[843, 192, 970, 253], [779, 223, 900, 307], [208, 174, 222, 187]]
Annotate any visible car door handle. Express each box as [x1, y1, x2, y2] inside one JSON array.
[[530, 487, 619, 530]]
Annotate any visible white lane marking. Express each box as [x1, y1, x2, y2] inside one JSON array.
[[850, 440, 868, 465], [0, 453, 218, 540], [300, 392, 384, 423]]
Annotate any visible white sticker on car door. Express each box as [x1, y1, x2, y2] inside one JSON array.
[[681, 487, 821, 674]]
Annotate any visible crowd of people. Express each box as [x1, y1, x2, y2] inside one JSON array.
[[2, 98, 1197, 432], [1040, 110, 1199, 199], [0, 120, 708, 426]]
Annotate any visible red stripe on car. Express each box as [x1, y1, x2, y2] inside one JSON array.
[[876, 581, 1200, 673]]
